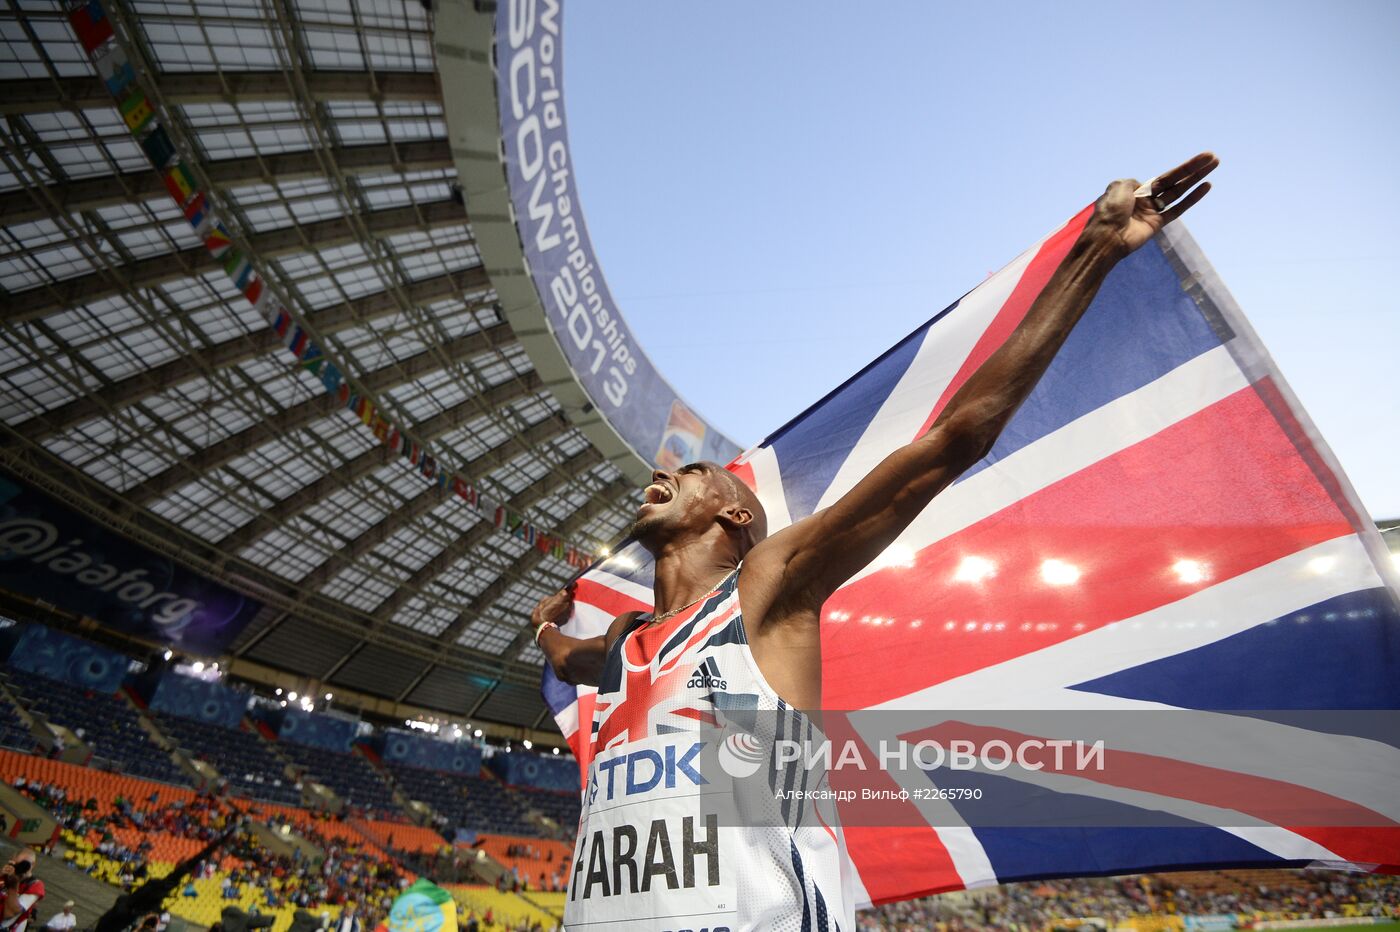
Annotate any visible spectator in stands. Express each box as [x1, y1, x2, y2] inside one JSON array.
[[0, 849, 44, 932], [333, 902, 360, 932], [40, 904, 74, 932]]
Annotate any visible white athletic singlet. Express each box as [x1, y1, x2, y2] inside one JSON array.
[[564, 568, 856, 932]]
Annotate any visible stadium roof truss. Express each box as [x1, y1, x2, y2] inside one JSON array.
[[0, 0, 639, 726]]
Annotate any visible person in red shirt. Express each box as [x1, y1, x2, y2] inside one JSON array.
[[0, 849, 45, 932]]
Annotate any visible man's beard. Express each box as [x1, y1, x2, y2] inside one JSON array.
[[627, 511, 665, 547]]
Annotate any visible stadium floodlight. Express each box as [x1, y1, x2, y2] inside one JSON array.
[[953, 555, 997, 583], [1172, 559, 1209, 584], [1040, 559, 1081, 586], [1308, 555, 1338, 575], [287, 691, 298, 701], [523, 739, 532, 750]]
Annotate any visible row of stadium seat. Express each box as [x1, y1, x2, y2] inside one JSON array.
[[150, 711, 303, 806], [349, 818, 448, 856], [10, 677, 187, 784], [279, 743, 400, 815]]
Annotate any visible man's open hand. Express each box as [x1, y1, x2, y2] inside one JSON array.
[[1088, 151, 1218, 256], [531, 585, 575, 633]]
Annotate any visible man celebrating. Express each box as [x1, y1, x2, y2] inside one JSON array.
[[532, 154, 1218, 930]]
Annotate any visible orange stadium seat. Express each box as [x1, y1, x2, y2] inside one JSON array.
[[474, 834, 571, 891], [351, 818, 448, 855]]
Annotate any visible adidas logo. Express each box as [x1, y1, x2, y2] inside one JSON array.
[[687, 658, 727, 691]]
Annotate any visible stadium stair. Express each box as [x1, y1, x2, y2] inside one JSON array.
[[0, 673, 42, 753]]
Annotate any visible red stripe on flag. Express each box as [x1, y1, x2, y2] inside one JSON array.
[[567, 691, 598, 785], [821, 713, 965, 902], [903, 721, 1400, 866], [727, 459, 757, 492], [916, 205, 1095, 440], [572, 577, 651, 620], [822, 382, 1353, 710]]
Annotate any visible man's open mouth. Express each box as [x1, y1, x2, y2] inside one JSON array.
[[641, 483, 674, 507]]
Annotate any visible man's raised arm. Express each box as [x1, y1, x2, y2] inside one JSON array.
[[755, 153, 1218, 608]]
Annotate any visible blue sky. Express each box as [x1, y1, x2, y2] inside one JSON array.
[[562, 1, 1399, 518]]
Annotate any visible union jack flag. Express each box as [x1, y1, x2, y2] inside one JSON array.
[[542, 208, 1400, 905]]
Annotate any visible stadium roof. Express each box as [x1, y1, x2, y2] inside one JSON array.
[[0, 0, 641, 729]]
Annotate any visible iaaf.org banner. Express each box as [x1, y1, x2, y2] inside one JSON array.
[[0, 472, 260, 654], [579, 710, 1400, 830], [495, 0, 740, 470]]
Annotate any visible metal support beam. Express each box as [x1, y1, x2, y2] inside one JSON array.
[[321, 449, 609, 682], [6, 198, 471, 324], [0, 140, 451, 226], [0, 427, 543, 687], [395, 476, 631, 704], [18, 266, 492, 439], [123, 323, 515, 505], [369, 449, 607, 624], [216, 375, 548, 555], [0, 70, 441, 115], [295, 409, 565, 596]]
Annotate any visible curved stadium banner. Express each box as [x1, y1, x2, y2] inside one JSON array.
[[495, 0, 740, 471], [0, 472, 259, 654], [379, 729, 483, 776], [542, 207, 1400, 907], [0, 624, 128, 694]]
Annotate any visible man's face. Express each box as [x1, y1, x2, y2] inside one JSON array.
[[630, 462, 736, 548], [2, 850, 32, 877]]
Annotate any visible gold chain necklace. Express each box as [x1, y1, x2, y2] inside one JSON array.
[[648, 570, 734, 625]]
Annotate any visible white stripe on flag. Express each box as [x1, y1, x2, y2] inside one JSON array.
[[847, 344, 1250, 587], [846, 712, 998, 890], [874, 535, 1381, 711], [584, 568, 653, 606], [744, 445, 794, 534], [552, 698, 580, 740], [815, 231, 1054, 513]]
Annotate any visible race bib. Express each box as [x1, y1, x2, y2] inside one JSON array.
[[565, 734, 737, 932]]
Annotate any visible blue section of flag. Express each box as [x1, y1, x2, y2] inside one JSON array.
[[958, 242, 1225, 483], [937, 768, 1284, 880], [976, 824, 1285, 883], [1071, 586, 1400, 710], [764, 318, 936, 522]]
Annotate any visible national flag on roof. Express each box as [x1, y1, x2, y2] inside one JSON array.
[[67, 0, 113, 53], [541, 210, 1400, 906]]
